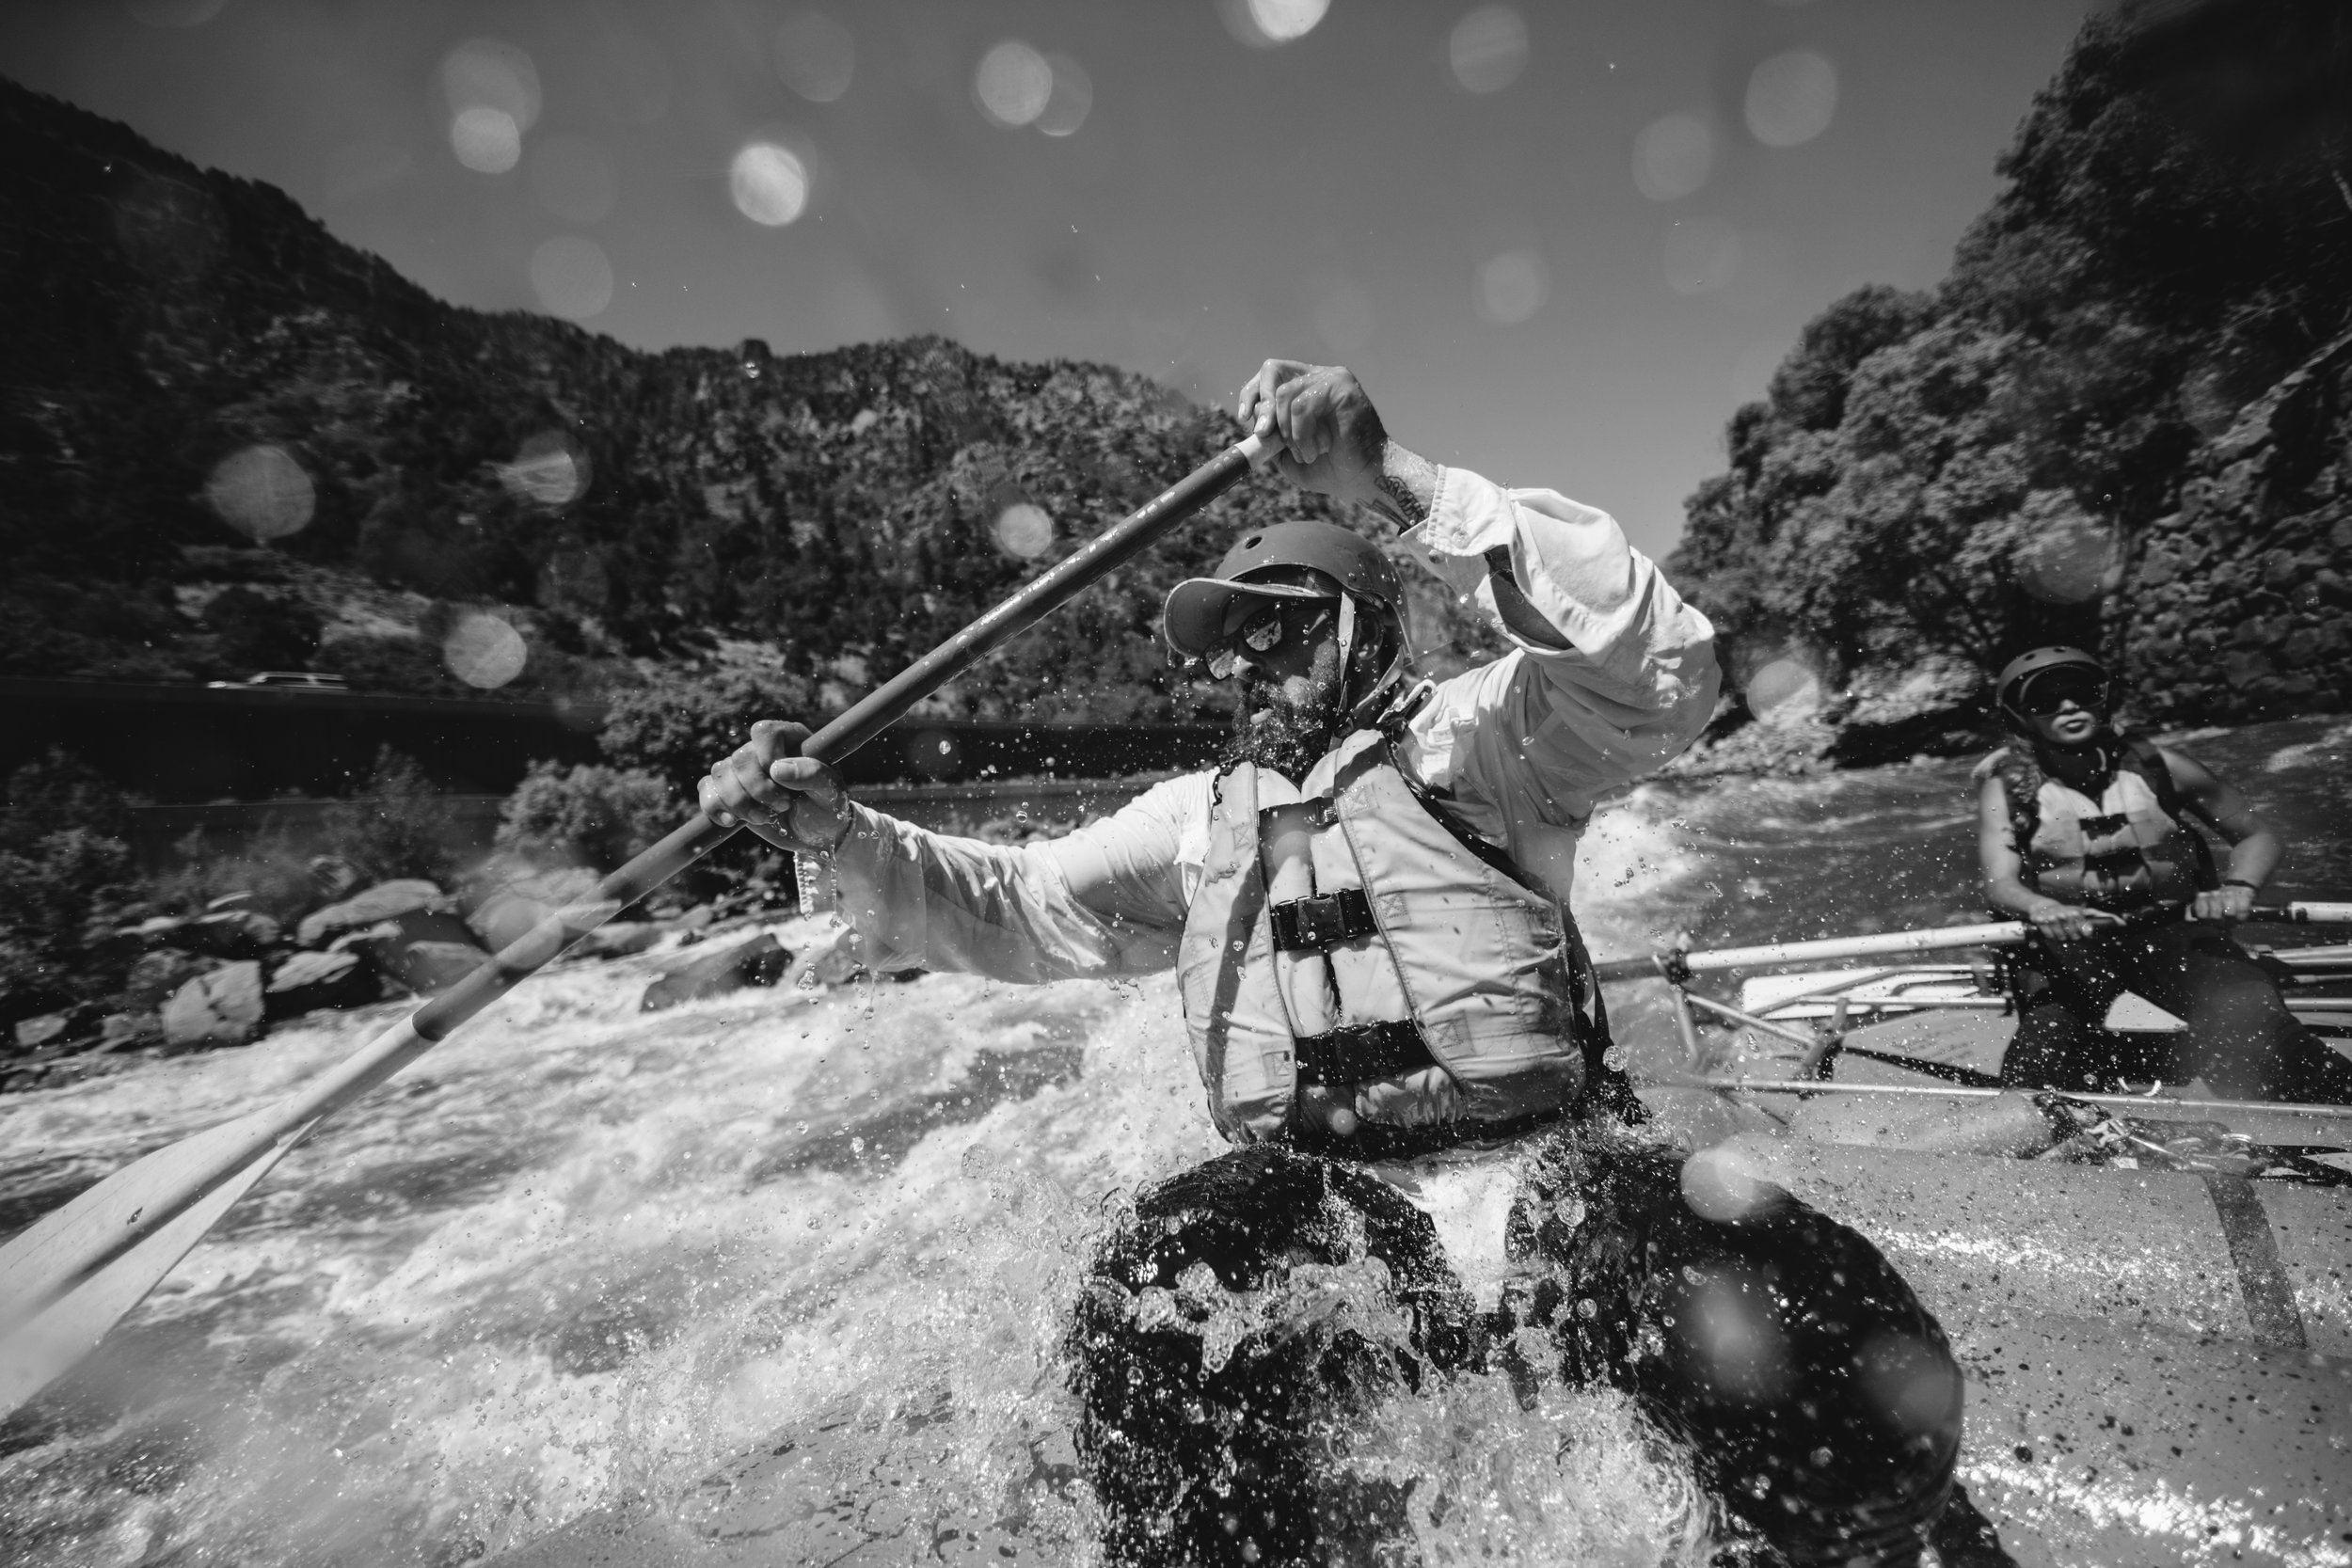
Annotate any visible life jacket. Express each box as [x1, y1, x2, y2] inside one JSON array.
[[1987, 732, 2217, 913], [1175, 728, 1596, 1146]]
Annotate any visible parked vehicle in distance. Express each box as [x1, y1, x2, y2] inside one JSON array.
[[204, 671, 352, 692]]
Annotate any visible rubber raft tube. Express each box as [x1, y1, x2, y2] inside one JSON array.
[[498, 1133, 2351, 1568]]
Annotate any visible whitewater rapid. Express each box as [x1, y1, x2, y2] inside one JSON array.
[[1, 715, 2344, 1565]]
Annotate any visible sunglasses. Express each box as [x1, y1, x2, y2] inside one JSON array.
[[1203, 599, 1334, 681], [2014, 672, 2107, 716]]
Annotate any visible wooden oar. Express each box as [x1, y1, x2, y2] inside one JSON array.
[[0, 428, 1277, 1417]]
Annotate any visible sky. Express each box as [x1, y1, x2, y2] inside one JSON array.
[[0, 0, 2091, 561]]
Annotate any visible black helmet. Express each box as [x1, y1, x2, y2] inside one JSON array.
[[1162, 521, 1409, 721], [1161, 520, 1404, 657], [1994, 645, 2110, 726]]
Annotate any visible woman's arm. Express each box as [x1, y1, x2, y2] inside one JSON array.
[[2162, 748, 2281, 922], [1979, 772, 2110, 942]]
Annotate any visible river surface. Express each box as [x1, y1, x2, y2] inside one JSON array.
[[1, 715, 2344, 1567]]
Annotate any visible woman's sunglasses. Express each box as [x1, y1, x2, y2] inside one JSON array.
[[2013, 672, 2107, 716], [1203, 599, 1334, 681]]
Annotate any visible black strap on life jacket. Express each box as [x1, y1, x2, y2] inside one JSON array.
[[1269, 886, 1380, 951], [1293, 1020, 1439, 1085]]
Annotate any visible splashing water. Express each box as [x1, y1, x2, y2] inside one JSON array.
[[0, 716, 2344, 1565]]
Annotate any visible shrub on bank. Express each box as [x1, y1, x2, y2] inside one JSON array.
[[0, 752, 143, 1025], [320, 748, 462, 884], [496, 762, 675, 872]]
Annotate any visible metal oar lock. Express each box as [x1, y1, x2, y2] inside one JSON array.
[[0, 428, 1281, 1418]]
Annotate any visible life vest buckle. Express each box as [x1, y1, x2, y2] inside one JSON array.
[[1269, 887, 1379, 952], [1294, 1020, 1439, 1085]]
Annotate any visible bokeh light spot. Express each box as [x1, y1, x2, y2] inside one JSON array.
[[1450, 7, 1529, 94], [729, 142, 809, 226], [1662, 215, 1740, 295], [1218, 0, 1328, 48], [1689, 1272, 1793, 1403], [1475, 248, 1549, 325], [1745, 49, 1838, 149], [975, 40, 1053, 127], [205, 446, 315, 542], [450, 107, 521, 175], [1679, 1147, 1778, 1223], [1037, 54, 1094, 137], [2017, 504, 2119, 604], [1248, 0, 1328, 42], [1633, 112, 1713, 201], [529, 236, 614, 319], [1746, 656, 1823, 725], [440, 39, 541, 133], [528, 135, 615, 225], [992, 503, 1055, 560], [1313, 281, 1376, 355], [498, 432, 590, 510], [443, 611, 529, 689], [773, 10, 855, 103]]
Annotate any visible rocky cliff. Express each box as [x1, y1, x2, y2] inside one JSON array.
[[2124, 328, 2352, 719], [1668, 0, 2352, 733]]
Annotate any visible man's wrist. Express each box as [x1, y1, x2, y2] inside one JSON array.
[[1364, 439, 1438, 528]]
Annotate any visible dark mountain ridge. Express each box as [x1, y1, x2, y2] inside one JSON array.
[[2, 77, 1487, 729]]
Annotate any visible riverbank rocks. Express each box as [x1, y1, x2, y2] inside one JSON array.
[[640, 933, 792, 1012], [568, 922, 662, 960], [124, 950, 215, 1013], [390, 940, 493, 994], [182, 909, 283, 959], [265, 949, 379, 1019], [161, 961, 265, 1050], [297, 879, 446, 947]]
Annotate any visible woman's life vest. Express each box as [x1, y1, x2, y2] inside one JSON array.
[[1175, 728, 1594, 1144], [1989, 732, 2217, 914]]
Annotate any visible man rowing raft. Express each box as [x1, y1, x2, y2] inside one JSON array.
[[1976, 646, 2352, 1103], [702, 361, 2010, 1566]]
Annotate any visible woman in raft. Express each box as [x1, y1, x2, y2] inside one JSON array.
[[1977, 645, 2352, 1102]]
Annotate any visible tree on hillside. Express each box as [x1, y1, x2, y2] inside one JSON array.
[[1671, 0, 2352, 694]]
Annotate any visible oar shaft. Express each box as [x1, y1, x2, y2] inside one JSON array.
[[1590, 922, 2028, 984], [0, 429, 1274, 1370], [1653, 1072, 2352, 1120]]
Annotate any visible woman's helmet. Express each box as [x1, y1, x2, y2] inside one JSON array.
[[1994, 645, 2111, 729]]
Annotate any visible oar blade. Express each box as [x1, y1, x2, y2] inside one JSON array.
[[0, 1131, 298, 1417], [0, 1104, 289, 1334]]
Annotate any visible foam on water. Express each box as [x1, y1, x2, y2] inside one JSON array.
[[0, 914, 1707, 1565], [3, 715, 2343, 1564]]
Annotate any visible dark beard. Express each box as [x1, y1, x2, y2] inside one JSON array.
[[1220, 678, 1346, 782]]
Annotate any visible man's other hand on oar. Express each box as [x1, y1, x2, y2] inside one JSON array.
[[698, 719, 851, 852]]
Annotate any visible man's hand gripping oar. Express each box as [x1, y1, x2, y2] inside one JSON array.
[[0, 427, 1279, 1418]]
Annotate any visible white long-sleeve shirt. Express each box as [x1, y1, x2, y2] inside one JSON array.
[[823, 466, 1719, 985]]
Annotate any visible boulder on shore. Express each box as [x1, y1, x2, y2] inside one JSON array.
[[640, 933, 791, 1012], [391, 940, 494, 994], [297, 879, 446, 948], [569, 921, 663, 960], [182, 909, 284, 959], [124, 950, 215, 1013], [265, 949, 380, 1019], [162, 961, 265, 1050]]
